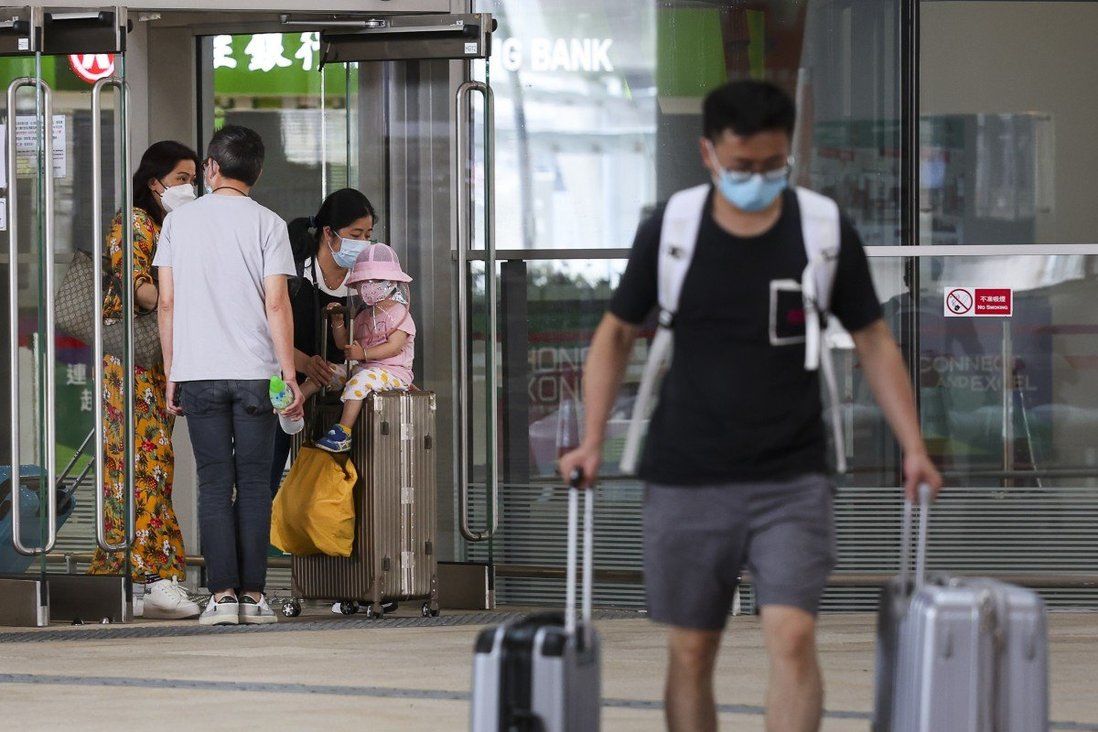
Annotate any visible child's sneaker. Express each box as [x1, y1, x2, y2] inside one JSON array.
[[316, 424, 351, 453]]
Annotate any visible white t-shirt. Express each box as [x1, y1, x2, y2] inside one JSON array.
[[302, 257, 350, 297], [153, 194, 297, 382]]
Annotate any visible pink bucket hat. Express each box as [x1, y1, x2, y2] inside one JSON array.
[[346, 242, 412, 284]]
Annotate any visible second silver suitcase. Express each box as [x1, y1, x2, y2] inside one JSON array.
[[471, 477, 602, 731], [876, 488, 1048, 732]]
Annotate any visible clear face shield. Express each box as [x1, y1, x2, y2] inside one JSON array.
[[349, 279, 412, 345]]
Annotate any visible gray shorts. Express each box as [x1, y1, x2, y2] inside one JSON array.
[[643, 474, 836, 631]]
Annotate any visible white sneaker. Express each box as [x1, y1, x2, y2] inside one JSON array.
[[142, 578, 202, 620], [199, 594, 240, 626], [239, 594, 277, 625]]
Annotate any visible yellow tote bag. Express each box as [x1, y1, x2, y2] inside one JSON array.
[[270, 445, 358, 557]]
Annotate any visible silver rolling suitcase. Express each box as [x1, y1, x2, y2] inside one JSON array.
[[281, 310, 439, 619], [874, 487, 1048, 732], [470, 476, 601, 731], [285, 391, 440, 618]]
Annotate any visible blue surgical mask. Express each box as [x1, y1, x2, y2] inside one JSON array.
[[715, 172, 788, 212], [706, 141, 790, 213], [329, 237, 368, 270]]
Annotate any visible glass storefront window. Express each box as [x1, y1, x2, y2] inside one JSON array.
[[490, 254, 1098, 490], [911, 255, 1098, 485], [921, 1, 1098, 245], [203, 33, 356, 224], [828, 254, 1098, 489], [473, 0, 1097, 610], [477, 0, 903, 251], [476, 252, 1098, 608]]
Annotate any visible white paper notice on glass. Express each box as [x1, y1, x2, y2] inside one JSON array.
[[14, 115, 67, 179], [0, 198, 9, 232]]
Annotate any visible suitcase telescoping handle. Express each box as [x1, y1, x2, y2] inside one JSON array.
[[565, 469, 594, 648], [900, 484, 932, 591]]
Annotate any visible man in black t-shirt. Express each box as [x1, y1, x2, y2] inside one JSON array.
[[560, 81, 942, 731]]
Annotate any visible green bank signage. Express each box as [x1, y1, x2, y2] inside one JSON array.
[[0, 33, 336, 97], [214, 33, 341, 97]]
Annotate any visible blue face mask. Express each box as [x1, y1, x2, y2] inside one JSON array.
[[706, 141, 790, 213], [329, 237, 368, 270], [714, 171, 788, 213]]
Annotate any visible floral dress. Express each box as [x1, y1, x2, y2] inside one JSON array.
[[88, 208, 187, 582]]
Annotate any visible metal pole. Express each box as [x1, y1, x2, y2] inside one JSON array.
[[92, 78, 128, 552]]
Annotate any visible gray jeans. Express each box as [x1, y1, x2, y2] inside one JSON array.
[[179, 380, 277, 594]]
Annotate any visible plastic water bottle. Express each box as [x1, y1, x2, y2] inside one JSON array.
[[269, 376, 304, 435]]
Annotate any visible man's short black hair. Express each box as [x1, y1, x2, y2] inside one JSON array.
[[206, 125, 265, 186], [703, 80, 796, 141]]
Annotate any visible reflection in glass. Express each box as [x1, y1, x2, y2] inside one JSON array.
[[208, 33, 352, 223], [921, 1, 1095, 244], [477, 0, 902, 250], [473, 255, 1098, 609], [920, 114, 1054, 245], [911, 255, 1098, 485]]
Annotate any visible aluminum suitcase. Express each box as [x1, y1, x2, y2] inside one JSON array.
[[874, 487, 1048, 732], [284, 390, 440, 618], [470, 476, 601, 732]]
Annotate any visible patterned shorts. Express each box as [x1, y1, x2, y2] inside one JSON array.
[[340, 366, 408, 403]]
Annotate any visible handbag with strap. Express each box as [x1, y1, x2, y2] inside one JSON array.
[[270, 445, 358, 557], [56, 249, 163, 369]]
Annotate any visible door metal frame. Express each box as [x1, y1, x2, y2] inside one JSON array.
[[18, 1, 456, 13], [7, 74, 57, 557], [326, 16, 495, 559], [91, 74, 134, 552], [454, 77, 497, 543], [0, 5, 133, 627]]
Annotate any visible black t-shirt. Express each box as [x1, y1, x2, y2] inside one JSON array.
[[610, 187, 882, 484]]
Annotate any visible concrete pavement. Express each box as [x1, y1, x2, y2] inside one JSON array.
[[0, 611, 1095, 731]]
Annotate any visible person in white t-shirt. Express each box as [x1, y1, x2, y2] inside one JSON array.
[[154, 125, 304, 627]]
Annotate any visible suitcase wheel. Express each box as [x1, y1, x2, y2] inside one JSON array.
[[421, 602, 440, 618], [281, 599, 302, 618], [338, 601, 360, 615]]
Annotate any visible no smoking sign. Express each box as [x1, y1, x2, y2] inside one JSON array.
[[944, 287, 1013, 317]]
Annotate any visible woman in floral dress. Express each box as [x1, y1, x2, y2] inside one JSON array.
[[88, 141, 203, 619]]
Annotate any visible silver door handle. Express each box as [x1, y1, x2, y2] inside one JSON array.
[[8, 76, 57, 556], [455, 80, 498, 543], [92, 77, 134, 552]]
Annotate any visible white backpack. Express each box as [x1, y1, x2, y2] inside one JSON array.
[[619, 184, 848, 475]]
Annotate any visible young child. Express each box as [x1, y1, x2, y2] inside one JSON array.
[[312, 242, 416, 453]]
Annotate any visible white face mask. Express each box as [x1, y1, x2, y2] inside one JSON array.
[[160, 183, 197, 212]]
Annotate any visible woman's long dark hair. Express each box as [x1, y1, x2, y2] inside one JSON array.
[[132, 141, 201, 227], [288, 188, 379, 264]]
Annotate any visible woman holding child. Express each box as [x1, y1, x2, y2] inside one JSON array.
[[272, 188, 379, 494]]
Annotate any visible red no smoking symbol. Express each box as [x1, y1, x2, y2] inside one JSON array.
[[68, 54, 115, 84], [947, 288, 973, 314]]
